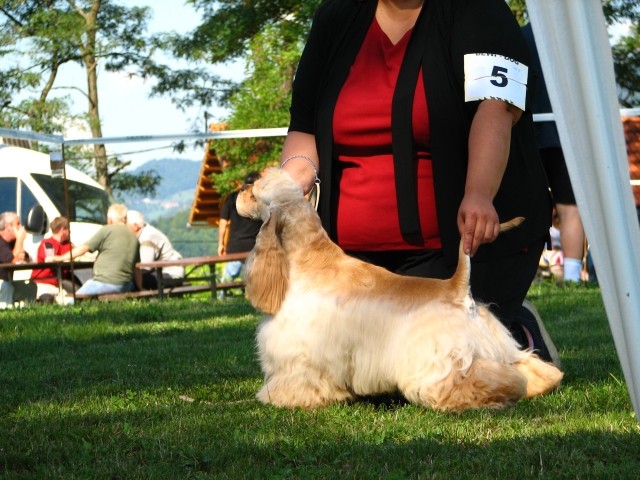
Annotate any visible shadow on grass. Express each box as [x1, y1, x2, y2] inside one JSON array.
[[3, 402, 639, 479], [528, 284, 625, 387]]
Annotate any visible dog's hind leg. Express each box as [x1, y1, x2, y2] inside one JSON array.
[[402, 359, 528, 411], [257, 371, 356, 409], [514, 356, 563, 398]]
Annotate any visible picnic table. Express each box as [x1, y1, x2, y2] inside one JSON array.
[[76, 252, 250, 301], [137, 251, 249, 299], [0, 259, 93, 303]]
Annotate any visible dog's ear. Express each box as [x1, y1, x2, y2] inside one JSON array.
[[245, 207, 289, 314]]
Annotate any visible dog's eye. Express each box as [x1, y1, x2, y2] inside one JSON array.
[[241, 184, 252, 191]]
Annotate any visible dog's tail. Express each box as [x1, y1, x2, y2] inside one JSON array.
[[449, 217, 525, 300], [498, 217, 525, 234]]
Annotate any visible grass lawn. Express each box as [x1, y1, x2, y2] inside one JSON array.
[[1, 282, 639, 479]]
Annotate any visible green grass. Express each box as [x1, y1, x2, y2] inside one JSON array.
[[1, 283, 639, 479]]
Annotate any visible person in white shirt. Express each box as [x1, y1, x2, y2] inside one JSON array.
[[127, 210, 184, 289]]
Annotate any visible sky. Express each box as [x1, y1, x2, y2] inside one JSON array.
[[59, 0, 244, 168]]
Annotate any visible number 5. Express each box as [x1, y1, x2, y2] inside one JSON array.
[[490, 66, 509, 87]]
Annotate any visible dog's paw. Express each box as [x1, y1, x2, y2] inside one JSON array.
[[256, 379, 355, 409]]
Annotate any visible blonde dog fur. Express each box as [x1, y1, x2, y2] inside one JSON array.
[[237, 167, 563, 411]]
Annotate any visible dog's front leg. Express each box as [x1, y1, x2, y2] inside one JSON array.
[[257, 370, 355, 409], [256, 316, 356, 409]]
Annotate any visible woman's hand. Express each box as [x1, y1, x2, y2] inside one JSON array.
[[457, 191, 500, 256]]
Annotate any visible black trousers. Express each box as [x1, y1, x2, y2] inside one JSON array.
[[347, 235, 546, 331], [141, 272, 183, 290]]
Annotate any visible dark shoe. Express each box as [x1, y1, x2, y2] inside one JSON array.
[[37, 294, 56, 304], [513, 300, 561, 368]]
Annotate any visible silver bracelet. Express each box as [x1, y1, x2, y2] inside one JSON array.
[[280, 154, 320, 183]]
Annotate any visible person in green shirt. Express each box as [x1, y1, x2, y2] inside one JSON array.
[[52, 203, 142, 295]]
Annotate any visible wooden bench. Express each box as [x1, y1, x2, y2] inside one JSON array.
[[74, 252, 249, 302]]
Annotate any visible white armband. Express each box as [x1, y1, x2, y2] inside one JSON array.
[[464, 53, 528, 111]]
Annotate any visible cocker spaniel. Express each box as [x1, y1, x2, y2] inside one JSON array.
[[237, 167, 563, 411]]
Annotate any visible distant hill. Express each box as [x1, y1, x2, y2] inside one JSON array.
[[154, 209, 218, 257], [117, 158, 202, 221], [133, 158, 201, 198]]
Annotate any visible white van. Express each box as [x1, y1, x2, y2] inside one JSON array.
[[0, 144, 111, 280]]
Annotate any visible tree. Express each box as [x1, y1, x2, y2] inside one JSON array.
[[162, 1, 321, 192], [209, 20, 303, 197], [173, 0, 321, 64], [612, 23, 640, 108], [0, 0, 161, 197], [154, 209, 217, 257]]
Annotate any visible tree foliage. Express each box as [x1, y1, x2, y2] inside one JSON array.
[[3, 0, 637, 200], [0, 0, 161, 197], [154, 209, 217, 257], [210, 21, 303, 197], [175, 0, 321, 63], [507, 0, 640, 25], [612, 23, 640, 108]]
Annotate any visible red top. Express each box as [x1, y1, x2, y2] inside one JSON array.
[[333, 18, 441, 251], [30, 237, 72, 285]]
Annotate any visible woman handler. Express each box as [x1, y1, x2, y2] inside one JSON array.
[[279, 0, 558, 364]]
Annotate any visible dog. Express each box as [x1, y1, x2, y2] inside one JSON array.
[[237, 167, 563, 411]]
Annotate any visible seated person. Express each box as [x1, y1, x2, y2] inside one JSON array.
[[126, 210, 184, 289], [52, 204, 141, 295], [0, 211, 36, 308], [30, 216, 77, 303]]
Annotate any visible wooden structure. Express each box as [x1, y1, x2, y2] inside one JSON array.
[[187, 141, 224, 227], [187, 123, 228, 228], [0, 137, 32, 149], [624, 116, 640, 208]]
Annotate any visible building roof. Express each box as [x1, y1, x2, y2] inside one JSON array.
[[1, 137, 32, 149], [623, 116, 640, 207], [187, 141, 224, 228]]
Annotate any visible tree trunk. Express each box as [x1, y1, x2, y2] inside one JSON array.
[[85, 54, 109, 193], [78, 0, 110, 194]]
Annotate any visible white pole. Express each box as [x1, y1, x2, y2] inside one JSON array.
[[62, 127, 289, 146], [527, 0, 640, 421]]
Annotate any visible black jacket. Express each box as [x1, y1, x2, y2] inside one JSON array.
[[290, 0, 552, 264]]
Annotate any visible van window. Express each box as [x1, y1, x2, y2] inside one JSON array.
[[0, 178, 37, 221], [0, 178, 17, 212], [20, 182, 38, 221], [31, 174, 109, 225]]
